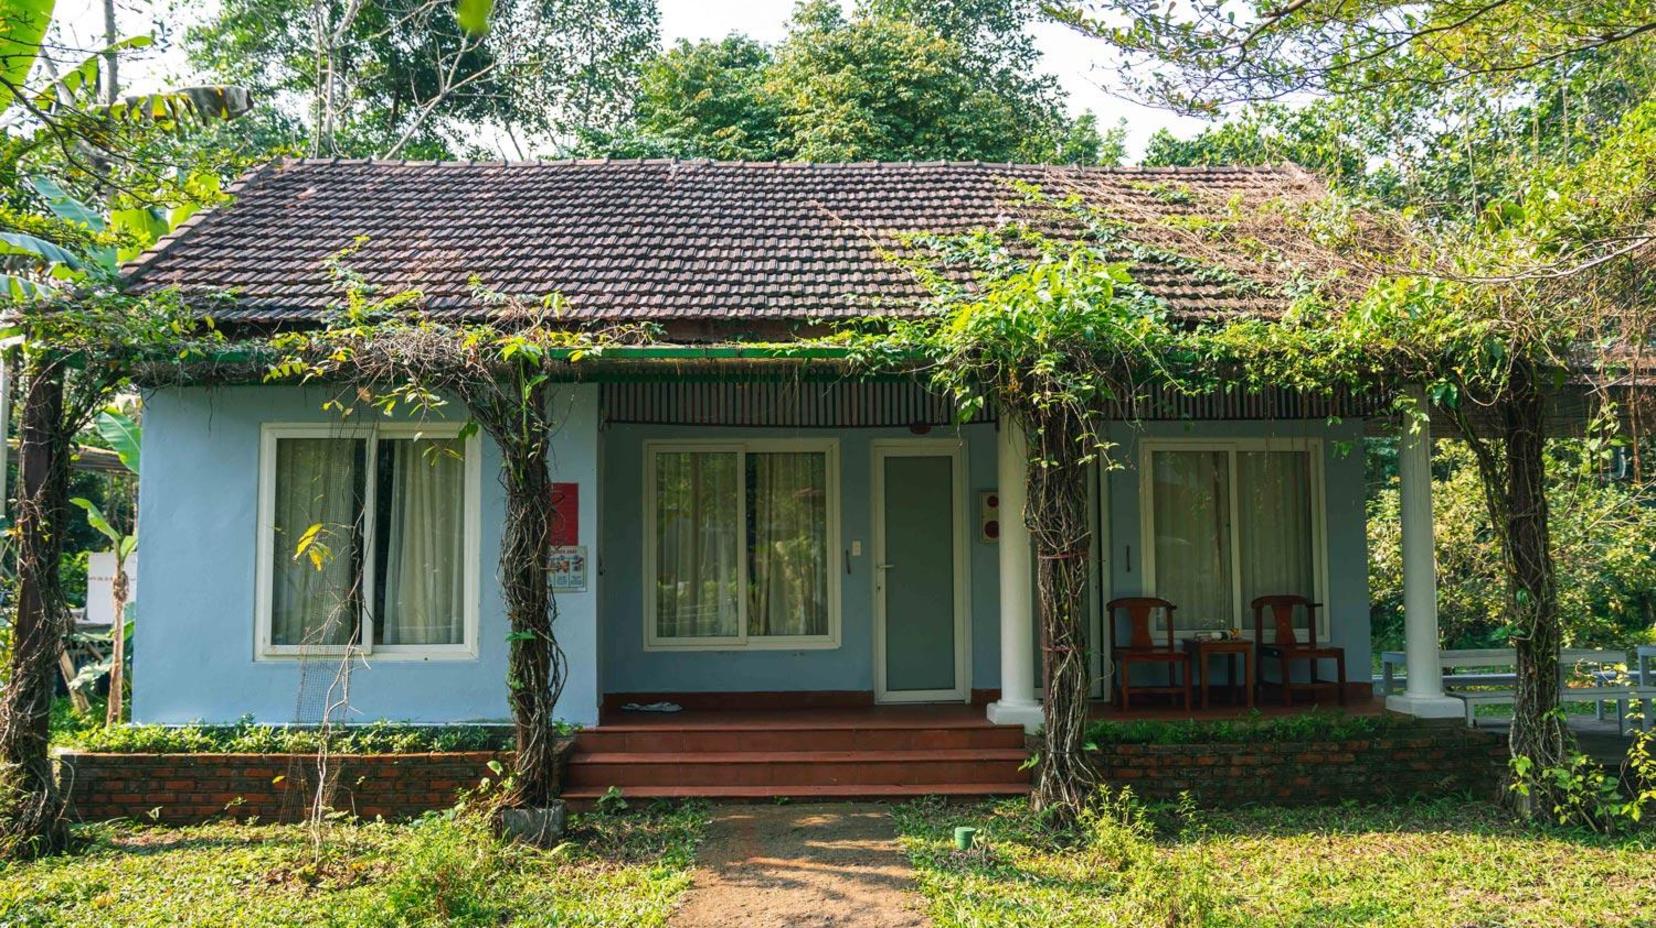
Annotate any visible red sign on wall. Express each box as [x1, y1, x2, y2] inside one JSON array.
[[550, 482, 579, 546]]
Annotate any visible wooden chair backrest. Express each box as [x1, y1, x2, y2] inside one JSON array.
[[1251, 595, 1320, 647], [1107, 597, 1177, 651]]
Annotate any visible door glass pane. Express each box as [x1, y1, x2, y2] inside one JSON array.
[[747, 452, 829, 637], [1150, 450, 1232, 631], [374, 437, 466, 645], [271, 437, 366, 647], [1237, 450, 1316, 641], [654, 451, 741, 639]]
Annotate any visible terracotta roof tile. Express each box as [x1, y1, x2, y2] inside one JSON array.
[[122, 158, 1317, 325]]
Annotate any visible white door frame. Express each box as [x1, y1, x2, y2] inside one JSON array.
[[1090, 456, 1111, 700], [871, 438, 971, 704]]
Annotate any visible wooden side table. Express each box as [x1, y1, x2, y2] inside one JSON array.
[[1182, 638, 1255, 709]]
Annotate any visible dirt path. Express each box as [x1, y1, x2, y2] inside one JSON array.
[[669, 803, 932, 928]]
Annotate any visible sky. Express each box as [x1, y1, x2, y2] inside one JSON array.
[[54, 0, 1208, 158]]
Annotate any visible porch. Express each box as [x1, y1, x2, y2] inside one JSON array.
[[595, 378, 1397, 729], [562, 696, 1389, 801]]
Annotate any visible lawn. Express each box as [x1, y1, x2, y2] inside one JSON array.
[[0, 801, 706, 928], [893, 797, 1656, 928]]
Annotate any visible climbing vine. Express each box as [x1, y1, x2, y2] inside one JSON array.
[[0, 291, 214, 857], [267, 261, 653, 810]]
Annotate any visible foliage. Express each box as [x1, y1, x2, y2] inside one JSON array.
[[49, 715, 574, 755], [0, 802, 706, 927], [1143, 102, 1373, 193], [1369, 439, 1656, 652], [584, 0, 1103, 163], [264, 260, 652, 807], [1085, 710, 1410, 747], [1510, 727, 1656, 834], [895, 795, 1656, 927], [1049, 0, 1656, 116], [187, 0, 658, 158]]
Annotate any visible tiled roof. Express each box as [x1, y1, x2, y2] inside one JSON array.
[[122, 158, 1319, 326]]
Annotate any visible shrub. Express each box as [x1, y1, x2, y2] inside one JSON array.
[[1084, 709, 1408, 747], [54, 715, 577, 754]]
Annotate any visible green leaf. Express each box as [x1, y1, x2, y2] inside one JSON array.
[[456, 0, 495, 35], [26, 176, 103, 230], [0, 0, 55, 113], [70, 497, 121, 545], [111, 207, 171, 260], [1, 273, 52, 300], [95, 409, 141, 474], [0, 231, 85, 272], [34, 36, 152, 110]]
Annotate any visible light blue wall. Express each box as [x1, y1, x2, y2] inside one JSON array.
[[598, 423, 1005, 695], [1098, 418, 1372, 686], [131, 384, 603, 726], [132, 383, 1371, 718]]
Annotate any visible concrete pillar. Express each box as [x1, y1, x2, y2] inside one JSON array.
[[1385, 386, 1462, 718], [987, 418, 1043, 730], [549, 384, 602, 728]]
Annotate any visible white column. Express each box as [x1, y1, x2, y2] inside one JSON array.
[[988, 418, 1043, 730], [1386, 386, 1462, 718]]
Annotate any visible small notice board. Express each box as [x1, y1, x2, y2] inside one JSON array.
[[549, 545, 588, 592]]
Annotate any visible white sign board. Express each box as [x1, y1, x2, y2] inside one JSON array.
[[85, 551, 136, 626]]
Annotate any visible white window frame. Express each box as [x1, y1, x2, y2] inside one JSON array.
[[643, 438, 842, 651], [254, 422, 482, 661], [1137, 437, 1331, 641]]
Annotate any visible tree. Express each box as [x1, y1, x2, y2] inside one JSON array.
[[0, 9, 242, 856], [1049, 0, 1656, 115], [586, 0, 1105, 163], [592, 35, 782, 160], [187, 0, 658, 157], [1142, 103, 1371, 193], [1368, 437, 1656, 654]]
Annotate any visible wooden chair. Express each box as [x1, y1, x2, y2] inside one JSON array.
[[1107, 597, 1192, 710], [1251, 595, 1346, 706]]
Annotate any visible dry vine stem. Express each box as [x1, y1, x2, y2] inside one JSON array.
[[1020, 402, 1103, 818]]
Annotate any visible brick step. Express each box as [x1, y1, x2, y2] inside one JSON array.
[[565, 749, 1028, 789], [575, 725, 1025, 754], [562, 782, 1032, 804]]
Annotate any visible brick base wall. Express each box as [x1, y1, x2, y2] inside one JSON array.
[[1088, 726, 1507, 805], [56, 744, 572, 825]]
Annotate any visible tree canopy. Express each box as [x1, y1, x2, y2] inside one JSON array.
[[585, 0, 1119, 163]]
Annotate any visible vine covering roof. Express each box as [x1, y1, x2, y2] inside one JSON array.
[[122, 158, 1321, 327]]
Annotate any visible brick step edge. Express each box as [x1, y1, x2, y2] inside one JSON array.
[[570, 749, 1028, 765], [562, 782, 1032, 800]]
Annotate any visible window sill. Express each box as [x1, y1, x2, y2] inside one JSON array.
[[254, 647, 479, 663], [644, 636, 840, 653]]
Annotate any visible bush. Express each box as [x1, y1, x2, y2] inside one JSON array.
[[1085, 709, 1408, 747], [53, 715, 577, 754]]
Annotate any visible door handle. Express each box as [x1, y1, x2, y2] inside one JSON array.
[[876, 563, 894, 570]]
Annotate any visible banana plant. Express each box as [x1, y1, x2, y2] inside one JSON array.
[[68, 408, 140, 726], [1, 3, 252, 299]]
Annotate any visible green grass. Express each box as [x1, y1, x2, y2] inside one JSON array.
[[0, 802, 706, 927], [893, 797, 1656, 928]]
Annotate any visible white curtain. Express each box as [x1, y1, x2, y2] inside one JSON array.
[[747, 452, 828, 637], [1150, 450, 1232, 631], [271, 437, 363, 646], [378, 437, 466, 645], [1237, 450, 1316, 642], [654, 451, 741, 638]]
